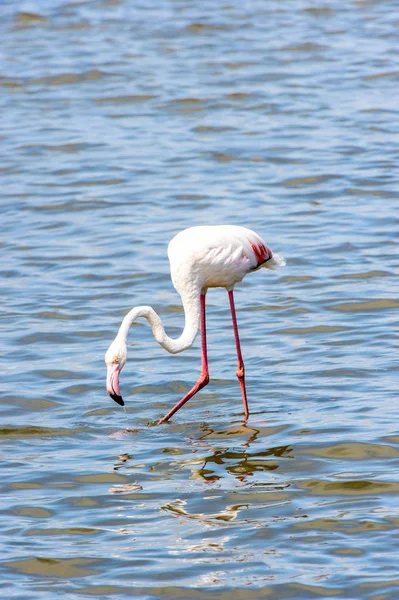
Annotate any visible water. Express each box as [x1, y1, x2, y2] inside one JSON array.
[[1, 1, 399, 598]]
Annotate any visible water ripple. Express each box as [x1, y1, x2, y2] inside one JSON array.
[[1, 0, 398, 598]]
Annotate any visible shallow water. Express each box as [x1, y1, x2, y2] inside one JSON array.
[[1, 1, 399, 598]]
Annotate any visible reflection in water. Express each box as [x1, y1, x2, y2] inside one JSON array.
[[112, 423, 295, 526], [108, 483, 142, 494], [191, 423, 294, 484], [113, 453, 131, 470], [195, 443, 294, 485], [197, 420, 261, 447], [163, 498, 242, 524]]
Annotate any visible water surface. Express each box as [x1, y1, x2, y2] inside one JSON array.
[[1, 1, 398, 598]]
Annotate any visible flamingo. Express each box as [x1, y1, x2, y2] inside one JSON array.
[[105, 225, 285, 424]]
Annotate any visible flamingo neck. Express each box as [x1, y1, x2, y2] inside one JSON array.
[[116, 287, 201, 354]]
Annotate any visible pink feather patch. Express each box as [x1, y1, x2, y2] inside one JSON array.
[[251, 242, 273, 265]]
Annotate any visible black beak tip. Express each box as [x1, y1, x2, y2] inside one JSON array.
[[109, 393, 124, 407]]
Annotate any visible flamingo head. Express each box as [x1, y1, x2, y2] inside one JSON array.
[[105, 338, 127, 406]]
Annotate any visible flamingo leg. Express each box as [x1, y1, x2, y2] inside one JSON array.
[[158, 293, 209, 424], [228, 289, 249, 418]]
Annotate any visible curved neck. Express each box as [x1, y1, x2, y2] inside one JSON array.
[[116, 287, 201, 354]]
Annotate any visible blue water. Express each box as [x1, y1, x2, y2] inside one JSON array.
[[1, 1, 398, 598]]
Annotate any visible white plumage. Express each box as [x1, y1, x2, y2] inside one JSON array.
[[168, 225, 284, 291], [105, 225, 285, 424]]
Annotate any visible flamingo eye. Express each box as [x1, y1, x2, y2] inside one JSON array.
[[113, 357, 119, 364]]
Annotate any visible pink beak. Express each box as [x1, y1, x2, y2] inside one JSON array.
[[106, 363, 124, 406]]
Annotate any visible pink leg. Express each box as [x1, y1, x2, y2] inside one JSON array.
[[158, 293, 209, 424], [228, 290, 249, 418]]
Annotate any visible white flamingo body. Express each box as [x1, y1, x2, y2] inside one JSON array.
[[105, 225, 285, 423], [168, 225, 269, 291]]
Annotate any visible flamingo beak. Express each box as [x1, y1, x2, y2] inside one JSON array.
[[106, 363, 124, 406]]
